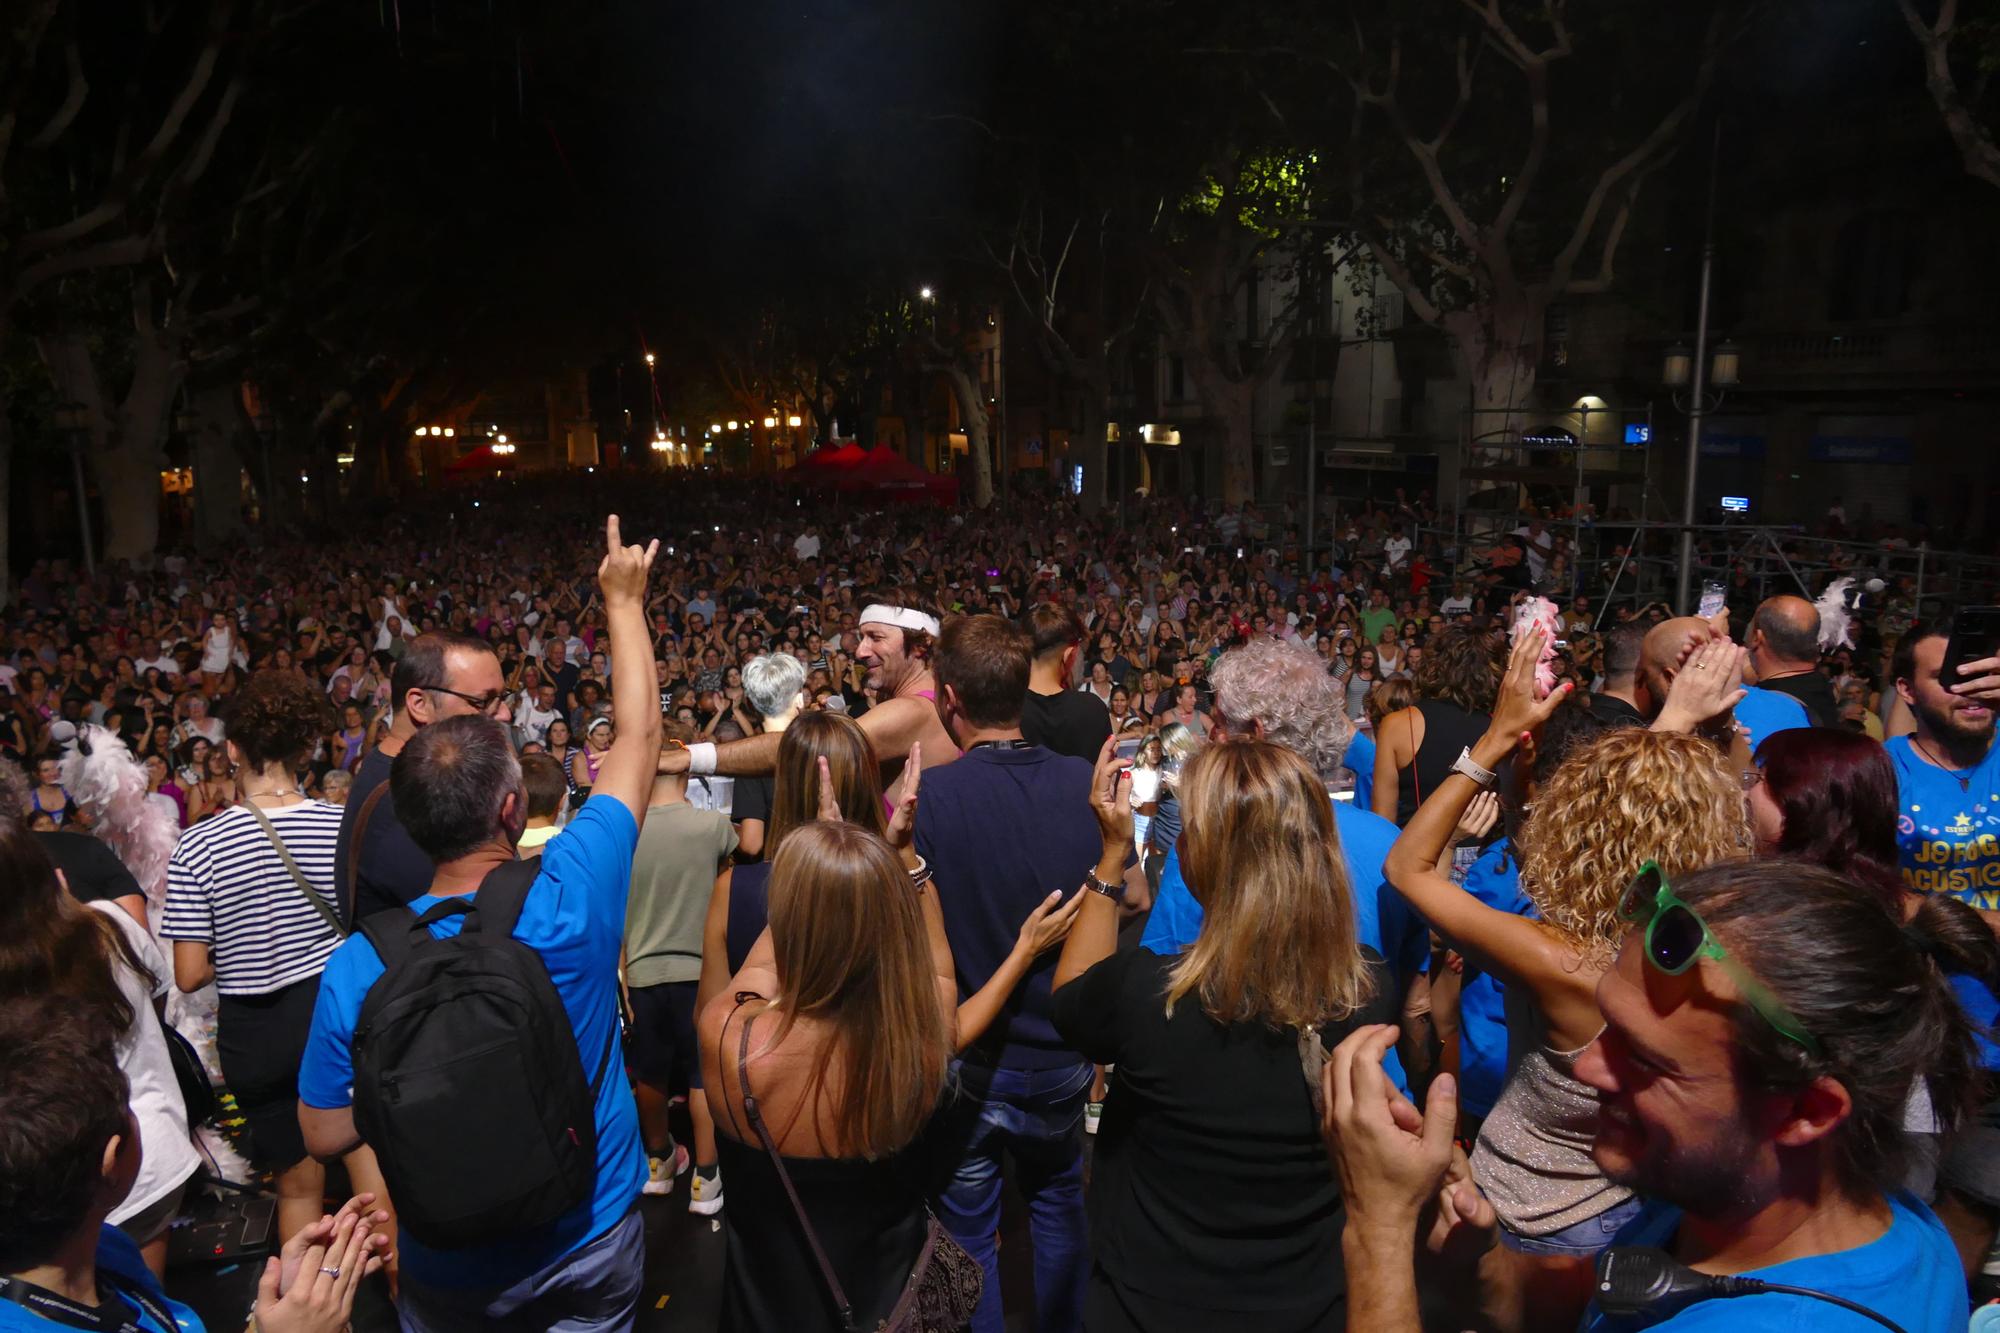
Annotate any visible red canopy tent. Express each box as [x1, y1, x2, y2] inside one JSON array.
[[841, 443, 959, 504], [443, 444, 517, 481], [782, 441, 868, 485]]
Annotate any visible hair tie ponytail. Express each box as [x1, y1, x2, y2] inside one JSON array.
[[1900, 922, 1943, 966]]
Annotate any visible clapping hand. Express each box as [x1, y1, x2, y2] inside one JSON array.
[[256, 1198, 387, 1333], [1321, 1025, 1459, 1234], [1484, 628, 1572, 751], [1654, 638, 1747, 735]]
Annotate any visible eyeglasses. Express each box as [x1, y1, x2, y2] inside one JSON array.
[[427, 685, 508, 716], [1739, 768, 1764, 792], [1619, 862, 1820, 1056]]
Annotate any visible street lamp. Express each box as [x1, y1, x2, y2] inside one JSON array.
[[787, 414, 803, 428], [726, 420, 739, 432], [762, 416, 777, 429], [919, 286, 934, 301], [1669, 120, 1735, 617], [644, 352, 656, 367]]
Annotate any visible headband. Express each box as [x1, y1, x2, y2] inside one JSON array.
[[859, 604, 940, 638]]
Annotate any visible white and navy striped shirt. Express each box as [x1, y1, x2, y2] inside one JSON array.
[[162, 802, 346, 996]]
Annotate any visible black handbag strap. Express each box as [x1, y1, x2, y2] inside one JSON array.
[[729, 996, 858, 1332], [238, 800, 348, 940]]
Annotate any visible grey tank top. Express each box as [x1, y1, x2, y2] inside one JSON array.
[[1468, 986, 1632, 1237]]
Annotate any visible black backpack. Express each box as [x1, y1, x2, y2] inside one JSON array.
[[352, 858, 616, 1249]]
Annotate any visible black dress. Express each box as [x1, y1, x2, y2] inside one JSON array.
[[714, 1002, 932, 1331], [1051, 947, 1395, 1331]]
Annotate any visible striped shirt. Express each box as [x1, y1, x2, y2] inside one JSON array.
[[162, 802, 346, 996]]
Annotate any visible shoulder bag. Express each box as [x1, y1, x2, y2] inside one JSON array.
[[238, 800, 348, 941], [731, 998, 981, 1332]]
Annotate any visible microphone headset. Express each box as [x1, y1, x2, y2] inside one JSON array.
[[1593, 1246, 1906, 1332]]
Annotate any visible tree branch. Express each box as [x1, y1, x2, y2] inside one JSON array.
[[25, 38, 88, 150], [1895, 0, 2000, 189]]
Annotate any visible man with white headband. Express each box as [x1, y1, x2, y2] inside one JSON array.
[[657, 595, 957, 788]]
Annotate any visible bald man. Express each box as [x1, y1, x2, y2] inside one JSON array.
[[1747, 595, 1839, 727], [1641, 615, 1810, 751]]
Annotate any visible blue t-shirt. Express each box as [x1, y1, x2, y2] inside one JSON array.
[[1582, 1191, 1965, 1331], [1456, 840, 1533, 1120], [915, 745, 1107, 1071], [0, 1227, 201, 1333], [1140, 800, 1420, 1090], [299, 797, 645, 1291], [1733, 685, 1812, 753], [1887, 734, 2000, 911], [1344, 731, 1377, 814], [1950, 970, 2000, 1071]]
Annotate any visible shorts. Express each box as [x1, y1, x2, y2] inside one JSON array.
[[1498, 1195, 1643, 1256], [626, 981, 700, 1094], [117, 1175, 192, 1247], [1944, 1097, 2000, 1207], [216, 977, 322, 1168]]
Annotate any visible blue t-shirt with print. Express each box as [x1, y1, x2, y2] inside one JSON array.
[[300, 796, 645, 1292], [1140, 799, 1419, 1089], [1733, 684, 1812, 753], [0, 1227, 200, 1333], [1457, 839, 1534, 1120], [1887, 734, 2000, 912], [1581, 1191, 1964, 1331]]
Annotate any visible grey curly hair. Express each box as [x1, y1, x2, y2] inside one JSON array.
[[1208, 636, 1356, 780], [743, 652, 808, 720]]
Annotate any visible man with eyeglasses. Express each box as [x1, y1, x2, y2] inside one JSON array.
[[333, 631, 512, 923], [1324, 858, 1972, 1332]]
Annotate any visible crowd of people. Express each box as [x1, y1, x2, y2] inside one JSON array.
[[3, 471, 2000, 1332]]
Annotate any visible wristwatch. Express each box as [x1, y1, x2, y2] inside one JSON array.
[[1449, 746, 1499, 790], [1083, 871, 1126, 903]]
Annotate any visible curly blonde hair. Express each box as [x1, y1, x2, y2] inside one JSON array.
[[1518, 728, 1750, 960]]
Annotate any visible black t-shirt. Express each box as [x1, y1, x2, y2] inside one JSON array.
[[1759, 669, 1839, 730], [1019, 688, 1113, 762], [1051, 945, 1394, 1316], [41, 831, 143, 905], [1585, 691, 1647, 730], [333, 746, 438, 922], [546, 661, 582, 710]]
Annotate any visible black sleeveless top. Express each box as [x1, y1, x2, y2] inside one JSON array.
[[725, 862, 772, 975], [1393, 698, 1491, 826], [715, 1001, 931, 1331]]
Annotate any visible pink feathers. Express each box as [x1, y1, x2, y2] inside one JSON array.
[[1512, 596, 1563, 697]]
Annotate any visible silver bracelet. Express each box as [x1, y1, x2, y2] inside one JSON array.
[[906, 854, 933, 890]]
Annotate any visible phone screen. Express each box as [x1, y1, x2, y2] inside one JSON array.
[[1114, 736, 1143, 761], [1943, 606, 2000, 684]]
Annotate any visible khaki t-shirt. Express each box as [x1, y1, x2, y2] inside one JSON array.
[[623, 802, 737, 987]]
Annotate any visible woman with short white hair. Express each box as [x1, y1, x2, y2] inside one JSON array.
[[733, 653, 809, 860]]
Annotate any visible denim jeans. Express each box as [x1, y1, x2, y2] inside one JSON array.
[[1497, 1195, 1643, 1257], [395, 1207, 645, 1333], [934, 1059, 1092, 1333]]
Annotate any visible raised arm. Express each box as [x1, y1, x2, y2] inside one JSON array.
[[1055, 739, 1137, 991], [1382, 630, 1575, 1000], [585, 515, 662, 822]]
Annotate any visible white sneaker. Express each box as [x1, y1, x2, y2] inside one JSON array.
[[1084, 1101, 1103, 1135], [688, 1166, 725, 1215], [643, 1144, 690, 1196]]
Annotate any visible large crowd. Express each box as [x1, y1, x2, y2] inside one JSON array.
[[3, 472, 1999, 1332]]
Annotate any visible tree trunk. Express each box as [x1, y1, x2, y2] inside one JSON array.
[[1189, 370, 1258, 506], [942, 363, 994, 508], [0, 403, 12, 606], [189, 385, 247, 545], [1446, 305, 1542, 510]]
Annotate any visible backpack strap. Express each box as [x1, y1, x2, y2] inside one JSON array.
[[345, 782, 389, 917], [731, 998, 858, 1333]]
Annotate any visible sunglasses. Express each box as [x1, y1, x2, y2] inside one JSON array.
[[427, 685, 508, 716], [1617, 862, 1821, 1057]]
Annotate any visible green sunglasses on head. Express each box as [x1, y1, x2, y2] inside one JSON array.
[[1617, 861, 1822, 1058]]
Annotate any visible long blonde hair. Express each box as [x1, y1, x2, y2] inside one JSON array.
[[765, 711, 887, 857], [763, 822, 951, 1159], [1167, 739, 1372, 1028], [1519, 727, 1751, 960]]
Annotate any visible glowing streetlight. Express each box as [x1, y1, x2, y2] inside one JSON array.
[[787, 414, 803, 428], [644, 352, 656, 366], [726, 420, 739, 431], [496, 433, 508, 444], [762, 416, 777, 429], [709, 423, 720, 435], [443, 426, 455, 438], [919, 286, 934, 301]]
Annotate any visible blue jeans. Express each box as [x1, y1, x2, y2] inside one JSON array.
[[1498, 1195, 1642, 1257], [934, 1060, 1092, 1333], [395, 1207, 644, 1333]]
